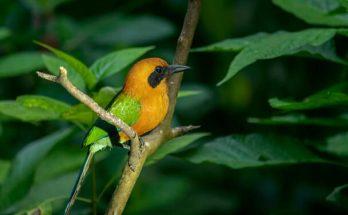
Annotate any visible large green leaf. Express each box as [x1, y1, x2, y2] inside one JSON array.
[[192, 32, 269, 52], [35, 41, 96, 89], [146, 133, 209, 165], [16, 95, 70, 114], [218, 28, 337, 85], [0, 96, 70, 122], [90, 46, 154, 81], [269, 94, 348, 110], [248, 114, 348, 127], [0, 101, 63, 122], [0, 52, 44, 78], [42, 54, 86, 90], [0, 128, 74, 212], [273, 0, 348, 27], [180, 134, 324, 169]]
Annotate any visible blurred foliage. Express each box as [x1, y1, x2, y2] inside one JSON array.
[[1, 0, 348, 214]]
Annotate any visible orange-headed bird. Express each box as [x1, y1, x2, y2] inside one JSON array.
[[65, 58, 190, 214]]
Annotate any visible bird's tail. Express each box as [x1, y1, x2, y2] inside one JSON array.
[[64, 150, 94, 215]]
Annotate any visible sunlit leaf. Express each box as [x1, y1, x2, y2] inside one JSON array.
[[180, 134, 324, 169], [146, 133, 209, 165], [16, 95, 70, 114], [0, 101, 61, 122], [218, 29, 337, 85], [90, 46, 154, 81], [273, 0, 348, 26], [0, 52, 44, 78], [0, 128, 74, 211], [42, 54, 86, 90], [35, 41, 96, 89]]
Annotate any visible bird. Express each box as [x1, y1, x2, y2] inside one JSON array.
[[64, 57, 190, 214]]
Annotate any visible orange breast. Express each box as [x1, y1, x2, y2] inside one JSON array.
[[119, 87, 169, 142]]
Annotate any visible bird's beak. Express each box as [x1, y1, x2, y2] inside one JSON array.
[[167, 64, 191, 75]]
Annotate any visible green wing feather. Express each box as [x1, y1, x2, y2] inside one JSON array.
[[83, 92, 141, 148]]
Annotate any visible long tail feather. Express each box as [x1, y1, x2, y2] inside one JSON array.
[[65, 150, 94, 215]]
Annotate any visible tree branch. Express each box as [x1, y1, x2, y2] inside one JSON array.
[[106, 0, 201, 214]]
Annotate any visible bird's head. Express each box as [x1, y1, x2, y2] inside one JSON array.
[[123, 58, 190, 96]]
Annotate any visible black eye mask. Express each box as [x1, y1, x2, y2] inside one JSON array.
[[148, 66, 166, 88]]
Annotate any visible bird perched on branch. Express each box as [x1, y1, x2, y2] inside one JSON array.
[[65, 57, 190, 214]]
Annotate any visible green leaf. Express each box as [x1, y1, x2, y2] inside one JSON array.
[[0, 101, 63, 122], [0, 128, 74, 211], [178, 90, 202, 98], [192, 32, 269, 52], [269, 83, 348, 111], [0, 52, 44, 78], [16, 95, 70, 114], [248, 114, 348, 127], [273, 0, 348, 26], [90, 46, 154, 81], [35, 41, 96, 89], [218, 28, 337, 85], [0, 160, 11, 185], [321, 132, 348, 156], [42, 54, 86, 90], [327, 183, 348, 203], [0, 28, 10, 40], [146, 133, 209, 165], [180, 134, 324, 169]]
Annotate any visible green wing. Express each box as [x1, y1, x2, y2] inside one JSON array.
[[83, 92, 141, 148]]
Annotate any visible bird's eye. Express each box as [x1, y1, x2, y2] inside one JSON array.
[[155, 66, 162, 73]]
